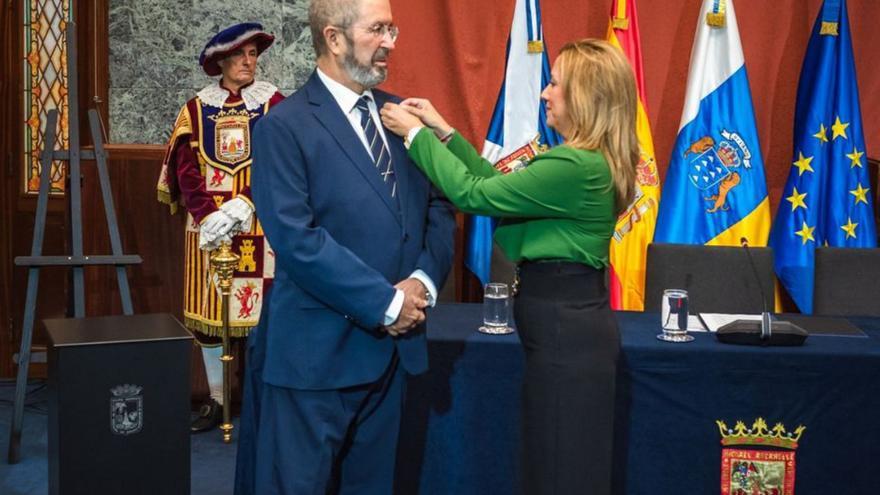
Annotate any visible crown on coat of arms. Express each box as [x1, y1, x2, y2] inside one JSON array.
[[208, 108, 258, 123], [716, 141, 741, 168], [716, 417, 805, 450], [110, 384, 143, 398]]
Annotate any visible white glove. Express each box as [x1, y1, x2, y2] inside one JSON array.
[[220, 197, 254, 232], [201, 210, 237, 237]]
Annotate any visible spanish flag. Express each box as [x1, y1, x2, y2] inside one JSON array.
[[606, 0, 661, 311]]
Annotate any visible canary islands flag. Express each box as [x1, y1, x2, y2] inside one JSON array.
[[467, 0, 562, 285], [769, 0, 877, 314], [606, 0, 661, 311], [654, 0, 771, 247]]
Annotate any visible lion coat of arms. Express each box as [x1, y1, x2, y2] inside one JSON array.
[[684, 129, 754, 213]]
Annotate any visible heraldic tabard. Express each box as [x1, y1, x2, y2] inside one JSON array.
[[157, 85, 279, 341]]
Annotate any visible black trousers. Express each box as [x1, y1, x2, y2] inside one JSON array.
[[514, 261, 620, 495]]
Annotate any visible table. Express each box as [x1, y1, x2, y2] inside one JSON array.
[[395, 303, 880, 494]]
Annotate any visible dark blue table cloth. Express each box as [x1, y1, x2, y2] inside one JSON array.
[[396, 303, 880, 494]]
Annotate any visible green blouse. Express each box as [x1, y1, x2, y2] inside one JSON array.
[[408, 129, 617, 269]]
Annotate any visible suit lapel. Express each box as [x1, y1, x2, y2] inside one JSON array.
[[305, 73, 401, 223]]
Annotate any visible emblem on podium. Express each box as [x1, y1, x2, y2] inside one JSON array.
[[717, 417, 805, 494], [110, 384, 144, 436]]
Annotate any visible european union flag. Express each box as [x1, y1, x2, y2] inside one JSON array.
[[769, 0, 877, 314]]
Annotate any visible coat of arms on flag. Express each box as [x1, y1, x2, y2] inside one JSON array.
[[683, 129, 756, 214], [493, 135, 546, 175], [717, 417, 805, 495]]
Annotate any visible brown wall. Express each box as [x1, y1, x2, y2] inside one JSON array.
[[385, 0, 880, 213], [78, 144, 216, 398], [4, 1, 880, 378]]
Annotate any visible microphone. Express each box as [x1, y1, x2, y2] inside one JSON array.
[[715, 238, 808, 346], [740, 237, 772, 340]]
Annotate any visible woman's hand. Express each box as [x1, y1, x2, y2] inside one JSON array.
[[380, 102, 424, 137], [400, 98, 453, 139]]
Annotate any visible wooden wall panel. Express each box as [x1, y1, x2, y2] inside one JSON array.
[[77, 144, 250, 401], [2, 0, 71, 379], [0, 0, 19, 378]]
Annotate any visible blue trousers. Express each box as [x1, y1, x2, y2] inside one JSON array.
[[252, 355, 404, 495]]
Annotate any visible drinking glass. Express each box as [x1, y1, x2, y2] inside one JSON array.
[[478, 283, 514, 334], [657, 289, 694, 342]]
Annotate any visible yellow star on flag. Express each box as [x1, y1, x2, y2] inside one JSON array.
[[812, 123, 829, 143], [795, 221, 816, 245], [831, 116, 849, 140], [792, 152, 814, 176], [841, 218, 858, 239], [850, 183, 869, 205], [786, 187, 808, 212], [846, 146, 864, 168]]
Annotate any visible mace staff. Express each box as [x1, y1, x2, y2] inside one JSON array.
[[210, 241, 238, 444]]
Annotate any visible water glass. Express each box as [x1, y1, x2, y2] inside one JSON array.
[[479, 283, 514, 334], [657, 289, 694, 342]]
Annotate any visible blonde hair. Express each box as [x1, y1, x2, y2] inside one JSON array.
[[555, 39, 639, 214]]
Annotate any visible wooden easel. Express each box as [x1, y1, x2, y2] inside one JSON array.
[[7, 21, 142, 463]]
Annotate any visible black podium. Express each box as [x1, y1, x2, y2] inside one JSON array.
[[45, 313, 192, 495]]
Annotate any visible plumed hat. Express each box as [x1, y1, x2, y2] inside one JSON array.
[[199, 22, 275, 76]]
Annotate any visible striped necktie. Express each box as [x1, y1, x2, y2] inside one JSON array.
[[355, 96, 396, 198]]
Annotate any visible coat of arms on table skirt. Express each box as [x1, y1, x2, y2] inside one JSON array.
[[717, 417, 805, 495]]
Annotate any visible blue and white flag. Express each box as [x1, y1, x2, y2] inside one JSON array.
[[654, 0, 771, 247], [467, 0, 561, 284], [769, 0, 876, 314]]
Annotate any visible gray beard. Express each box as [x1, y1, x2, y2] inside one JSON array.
[[342, 48, 388, 89]]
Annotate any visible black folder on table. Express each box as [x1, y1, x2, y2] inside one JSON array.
[[775, 314, 865, 337]]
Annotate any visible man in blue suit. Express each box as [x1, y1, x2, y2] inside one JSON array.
[[246, 0, 455, 493]]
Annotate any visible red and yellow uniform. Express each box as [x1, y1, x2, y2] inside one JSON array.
[[158, 80, 284, 341]]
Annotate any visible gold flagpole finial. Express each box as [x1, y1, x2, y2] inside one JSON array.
[[706, 12, 726, 28], [820, 22, 839, 36], [612, 0, 629, 30], [706, 0, 726, 28]]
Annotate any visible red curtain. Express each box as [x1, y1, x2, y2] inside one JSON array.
[[385, 0, 880, 212]]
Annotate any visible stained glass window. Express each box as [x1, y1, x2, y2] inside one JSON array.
[[23, 0, 71, 194]]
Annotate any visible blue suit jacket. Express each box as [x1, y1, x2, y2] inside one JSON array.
[[251, 71, 455, 390]]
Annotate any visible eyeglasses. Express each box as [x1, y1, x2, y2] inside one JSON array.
[[364, 23, 399, 42]]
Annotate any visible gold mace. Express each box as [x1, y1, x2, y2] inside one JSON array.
[[210, 241, 239, 444]]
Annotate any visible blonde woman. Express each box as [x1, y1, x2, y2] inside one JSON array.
[[381, 39, 638, 494]]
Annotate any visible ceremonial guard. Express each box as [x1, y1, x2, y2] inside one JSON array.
[[157, 22, 284, 433]]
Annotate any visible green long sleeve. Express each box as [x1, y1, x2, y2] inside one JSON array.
[[408, 128, 618, 269]]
